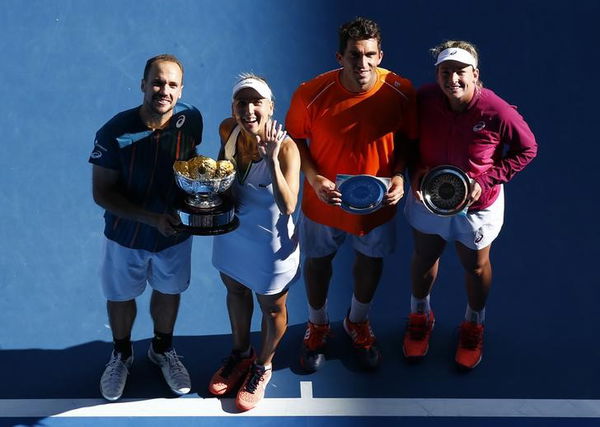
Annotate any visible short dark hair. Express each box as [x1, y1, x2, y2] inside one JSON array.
[[338, 17, 382, 54], [143, 54, 184, 81]]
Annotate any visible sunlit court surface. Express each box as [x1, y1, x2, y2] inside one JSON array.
[[1, 1, 599, 426]]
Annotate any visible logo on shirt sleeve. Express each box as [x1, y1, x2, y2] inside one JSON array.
[[176, 115, 186, 128], [94, 139, 108, 151], [472, 121, 486, 131], [91, 139, 106, 159]]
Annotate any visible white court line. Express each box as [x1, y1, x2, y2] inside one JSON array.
[[1, 382, 600, 418]]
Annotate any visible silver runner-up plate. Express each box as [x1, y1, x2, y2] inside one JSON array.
[[420, 165, 471, 216], [337, 174, 389, 215]]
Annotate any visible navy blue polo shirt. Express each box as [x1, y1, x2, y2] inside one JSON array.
[[89, 102, 203, 251]]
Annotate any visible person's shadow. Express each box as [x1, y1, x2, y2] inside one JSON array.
[[0, 324, 332, 420], [2, 316, 595, 423]]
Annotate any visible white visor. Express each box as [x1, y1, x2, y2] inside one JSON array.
[[232, 78, 272, 101], [434, 48, 478, 68]]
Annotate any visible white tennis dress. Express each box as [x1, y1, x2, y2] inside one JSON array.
[[212, 126, 300, 295]]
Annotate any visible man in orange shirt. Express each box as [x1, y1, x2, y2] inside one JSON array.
[[286, 17, 416, 371]]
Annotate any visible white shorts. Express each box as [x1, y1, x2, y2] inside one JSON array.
[[404, 186, 504, 250], [101, 237, 192, 301], [298, 214, 395, 258]]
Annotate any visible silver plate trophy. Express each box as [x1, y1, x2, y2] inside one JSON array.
[[337, 174, 389, 215], [420, 165, 471, 216], [174, 167, 239, 235]]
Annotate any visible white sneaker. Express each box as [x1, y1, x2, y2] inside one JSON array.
[[100, 351, 133, 401], [147, 345, 191, 395]]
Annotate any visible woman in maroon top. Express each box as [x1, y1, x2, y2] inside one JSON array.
[[402, 40, 538, 370]]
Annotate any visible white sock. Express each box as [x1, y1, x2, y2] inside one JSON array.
[[465, 305, 486, 324], [411, 294, 431, 314], [308, 301, 329, 325], [348, 294, 371, 323]]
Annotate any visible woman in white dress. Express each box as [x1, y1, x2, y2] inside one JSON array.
[[209, 74, 301, 411]]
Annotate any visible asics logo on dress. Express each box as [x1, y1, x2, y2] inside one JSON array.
[[176, 115, 186, 128], [90, 151, 102, 159], [474, 228, 484, 244]]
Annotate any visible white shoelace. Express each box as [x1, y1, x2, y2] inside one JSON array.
[[164, 350, 186, 377], [105, 354, 129, 377]]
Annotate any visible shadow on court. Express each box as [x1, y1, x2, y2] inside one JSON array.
[[2, 317, 599, 404]]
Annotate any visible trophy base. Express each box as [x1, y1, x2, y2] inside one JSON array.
[[175, 197, 239, 235]]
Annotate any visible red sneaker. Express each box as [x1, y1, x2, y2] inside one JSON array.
[[208, 349, 255, 396], [235, 363, 272, 411], [300, 321, 330, 372], [455, 321, 484, 369], [343, 316, 381, 370], [403, 311, 435, 360]]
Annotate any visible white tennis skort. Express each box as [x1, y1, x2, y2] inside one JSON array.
[[404, 185, 504, 250]]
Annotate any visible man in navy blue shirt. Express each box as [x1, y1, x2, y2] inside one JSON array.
[[89, 54, 202, 401]]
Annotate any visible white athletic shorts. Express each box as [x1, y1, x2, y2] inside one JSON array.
[[404, 185, 504, 250], [298, 213, 395, 258], [101, 237, 192, 301]]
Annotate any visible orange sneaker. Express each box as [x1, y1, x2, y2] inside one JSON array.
[[300, 321, 330, 372], [208, 349, 255, 396], [455, 321, 484, 369], [235, 363, 272, 411], [403, 311, 435, 360], [343, 316, 381, 370]]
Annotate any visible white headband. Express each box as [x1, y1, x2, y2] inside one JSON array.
[[232, 77, 272, 101], [434, 47, 478, 68]]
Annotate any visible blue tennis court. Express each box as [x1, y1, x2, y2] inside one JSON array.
[[1, 1, 599, 426]]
